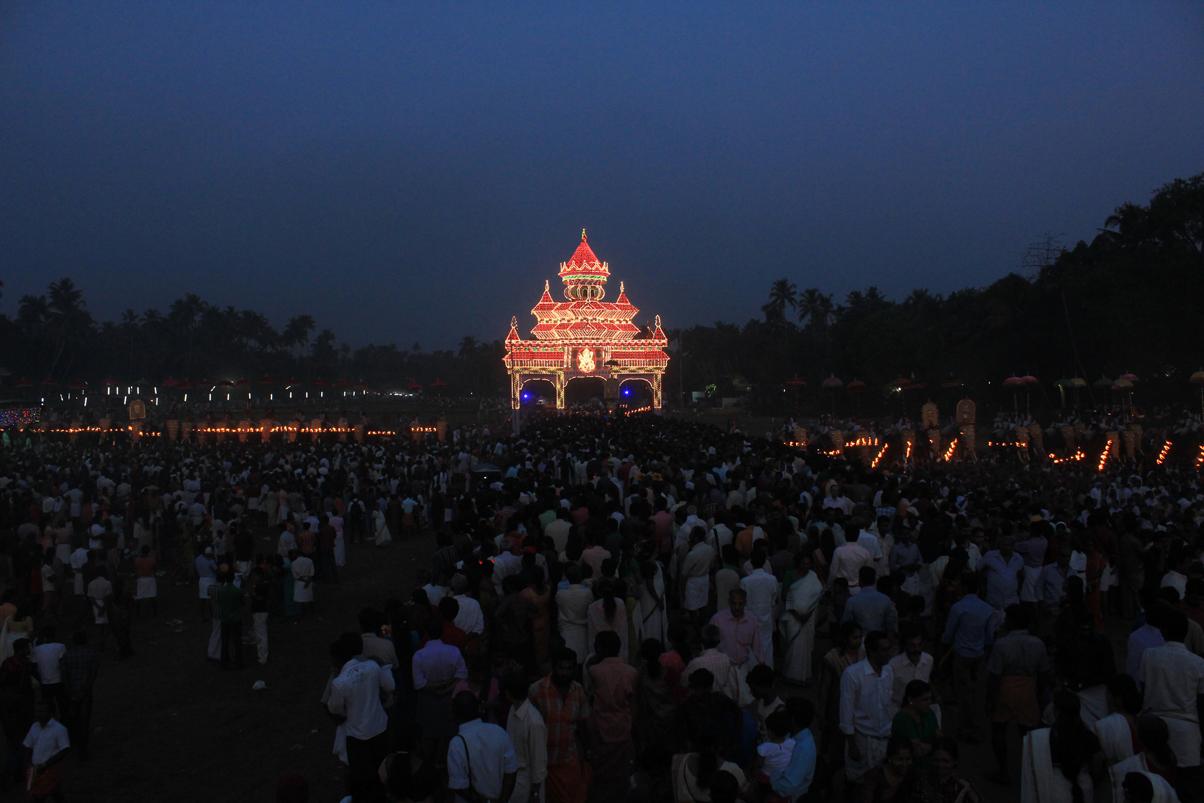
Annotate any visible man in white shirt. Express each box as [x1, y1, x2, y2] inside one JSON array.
[[543, 510, 572, 557], [1138, 609, 1204, 770], [839, 631, 896, 783], [448, 691, 518, 803], [326, 633, 395, 801], [740, 549, 779, 666], [829, 538, 873, 594], [556, 564, 594, 664], [887, 628, 934, 716], [32, 627, 67, 716], [23, 704, 71, 798], [683, 625, 742, 703], [504, 672, 548, 803], [450, 575, 486, 636]]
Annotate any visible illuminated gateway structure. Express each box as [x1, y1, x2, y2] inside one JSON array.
[[503, 230, 669, 411]]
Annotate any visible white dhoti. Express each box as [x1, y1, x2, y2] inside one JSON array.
[[1157, 714, 1201, 768], [1020, 565, 1042, 603], [253, 611, 269, 664], [780, 612, 818, 683], [198, 576, 215, 600], [753, 614, 774, 667], [1093, 713, 1135, 766], [1021, 727, 1093, 803], [683, 575, 709, 612], [845, 732, 888, 782], [207, 618, 222, 660], [135, 576, 158, 599], [511, 767, 546, 803]]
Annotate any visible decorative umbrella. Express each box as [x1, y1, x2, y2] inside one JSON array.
[[1001, 376, 1025, 413], [1019, 375, 1039, 385], [407, 380, 423, 392], [784, 375, 807, 387], [1093, 376, 1113, 390], [846, 379, 866, 392], [1118, 372, 1138, 383], [821, 375, 843, 414], [940, 378, 964, 390], [1111, 378, 1133, 390], [430, 377, 447, 388], [1069, 377, 1087, 388]]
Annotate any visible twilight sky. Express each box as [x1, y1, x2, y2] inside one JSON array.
[[2, 2, 1202, 349]]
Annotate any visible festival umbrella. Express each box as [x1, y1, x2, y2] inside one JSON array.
[[1002, 375, 1024, 412], [1093, 376, 1114, 390], [784, 375, 807, 387], [407, 380, 423, 393], [821, 375, 843, 414], [940, 378, 964, 389], [1111, 377, 1135, 418], [845, 379, 866, 413], [15, 377, 32, 388], [1018, 375, 1039, 414], [430, 377, 447, 388]]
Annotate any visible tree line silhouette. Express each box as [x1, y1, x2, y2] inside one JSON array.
[[3, 174, 1200, 412]]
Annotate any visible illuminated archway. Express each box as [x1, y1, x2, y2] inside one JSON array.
[[619, 377, 654, 406], [565, 376, 607, 408], [519, 378, 556, 407], [503, 230, 669, 412]]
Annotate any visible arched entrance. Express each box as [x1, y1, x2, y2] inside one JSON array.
[[565, 376, 606, 409], [520, 378, 556, 408], [619, 378, 654, 407]]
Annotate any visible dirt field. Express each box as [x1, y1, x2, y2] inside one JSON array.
[[54, 525, 424, 803]]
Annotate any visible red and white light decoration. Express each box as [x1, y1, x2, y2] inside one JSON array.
[[504, 230, 669, 410]]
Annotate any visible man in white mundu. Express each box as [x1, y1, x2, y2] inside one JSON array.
[[1138, 609, 1204, 771], [678, 527, 715, 619]]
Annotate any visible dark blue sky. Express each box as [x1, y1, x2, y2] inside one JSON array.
[[2, 3, 1202, 348]]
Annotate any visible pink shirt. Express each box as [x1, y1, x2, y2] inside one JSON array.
[[709, 609, 762, 667], [588, 656, 638, 744]]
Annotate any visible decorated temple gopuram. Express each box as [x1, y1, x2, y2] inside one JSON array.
[[503, 230, 669, 411]]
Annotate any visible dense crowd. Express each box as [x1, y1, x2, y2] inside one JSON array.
[[0, 411, 1202, 803]]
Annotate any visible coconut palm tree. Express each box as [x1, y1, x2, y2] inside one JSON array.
[[762, 278, 797, 323]]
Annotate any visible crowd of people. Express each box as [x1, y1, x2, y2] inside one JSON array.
[[0, 410, 1201, 803]]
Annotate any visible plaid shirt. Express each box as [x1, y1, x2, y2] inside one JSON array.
[[528, 676, 588, 766], [62, 645, 100, 700]]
